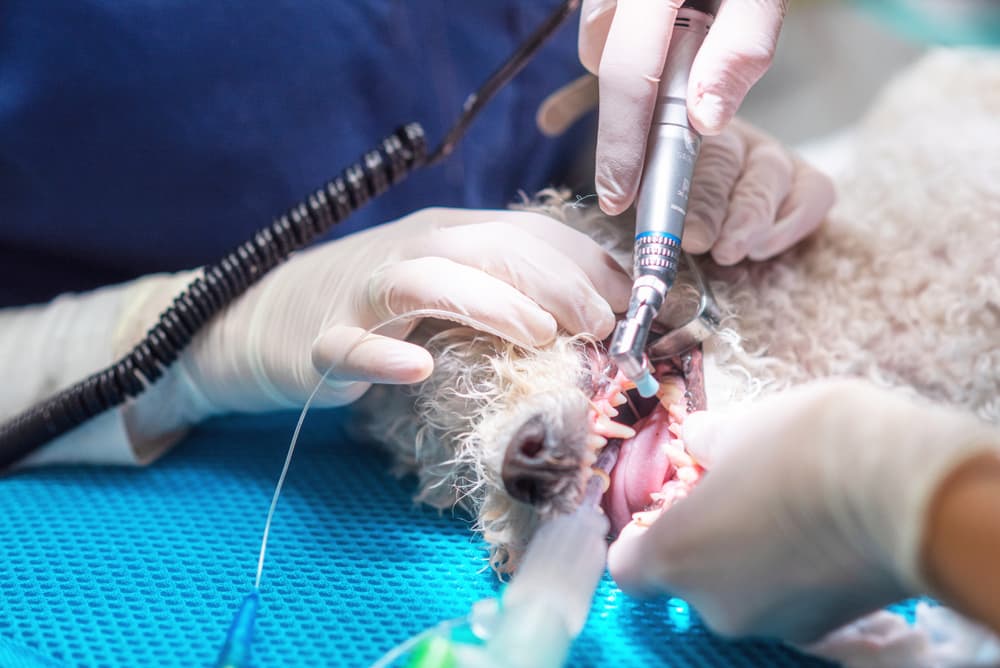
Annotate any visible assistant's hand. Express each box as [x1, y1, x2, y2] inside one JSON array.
[[536, 87, 834, 263], [117, 208, 631, 430], [607, 380, 999, 643], [684, 118, 835, 265], [579, 0, 788, 215]]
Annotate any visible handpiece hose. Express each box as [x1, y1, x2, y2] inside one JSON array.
[[610, 1, 716, 397]]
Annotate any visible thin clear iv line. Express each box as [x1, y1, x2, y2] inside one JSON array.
[[251, 308, 538, 591], [253, 367, 331, 590]]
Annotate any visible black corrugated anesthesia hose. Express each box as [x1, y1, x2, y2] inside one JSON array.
[[0, 0, 582, 468], [0, 125, 427, 468]]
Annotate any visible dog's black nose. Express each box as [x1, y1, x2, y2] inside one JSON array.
[[502, 414, 579, 506]]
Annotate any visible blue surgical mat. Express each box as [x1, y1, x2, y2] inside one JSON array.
[[1, 409, 904, 667]]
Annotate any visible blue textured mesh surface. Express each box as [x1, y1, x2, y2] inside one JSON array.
[[0, 410, 920, 667]]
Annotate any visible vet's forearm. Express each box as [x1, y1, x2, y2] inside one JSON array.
[[0, 283, 138, 465], [923, 451, 1000, 635], [0, 272, 200, 466]]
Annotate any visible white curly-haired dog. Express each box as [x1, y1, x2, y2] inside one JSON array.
[[352, 50, 1000, 665], [357, 49, 997, 566]]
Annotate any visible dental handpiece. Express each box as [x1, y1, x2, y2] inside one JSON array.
[[609, 0, 717, 397]]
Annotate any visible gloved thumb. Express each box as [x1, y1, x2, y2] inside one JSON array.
[[686, 1, 783, 135], [681, 409, 740, 469], [312, 326, 434, 386]]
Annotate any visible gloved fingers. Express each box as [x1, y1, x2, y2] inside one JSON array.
[[578, 0, 617, 75], [606, 514, 675, 598], [610, 381, 979, 643], [608, 403, 796, 605], [428, 222, 616, 338], [679, 410, 733, 469], [680, 404, 782, 470], [536, 74, 598, 138], [747, 162, 835, 261], [608, 404, 764, 599], [368, 257, 559, 347], [607, 480, 724, 600], [414, 218, 629, 337], [683, 383, 845, 463], [687, 0, 786, 135], [712, 139, 795, 266], [594, 0, 683, 215], [488, 211, 632, 312], [683, 127, 746, 254], [396, 207, 631, 320], [312, 325, 433, 386]]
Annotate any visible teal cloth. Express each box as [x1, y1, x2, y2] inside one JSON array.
[[0, 411, 848, 666], [852, 0, 1000, 46]]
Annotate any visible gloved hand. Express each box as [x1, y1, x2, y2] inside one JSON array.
[[607, 379, 1000, 643], [684, 118, 835, 265], [578, 0, 788, 215], [116, 208, 631, 445], [536, 90, 836, 263]]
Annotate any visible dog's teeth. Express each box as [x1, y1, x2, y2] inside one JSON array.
[[666, 402, 688, 422], [658, 385, 685, 408], [663, 440, 694, 467], [631, 509, 661, 528], [586, 433, 608, 451], [611, 392, 628, 407], [603, 404, 619, 418], [597, 417, 636, 440], [676, 466, 699, 484]]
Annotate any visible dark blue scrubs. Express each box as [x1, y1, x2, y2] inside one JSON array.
[[0, 1, 592, 306]]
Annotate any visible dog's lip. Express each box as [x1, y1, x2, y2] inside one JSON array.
[[602, 403, 676, 534]]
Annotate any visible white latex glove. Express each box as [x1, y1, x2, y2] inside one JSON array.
[[536, 89, 836, 263], [607, 379, 1000, 643], [684, 118, 835, 265], [579, 0, 788, 214], [1, 285, 144, 466], [117, 208, 631, 445]]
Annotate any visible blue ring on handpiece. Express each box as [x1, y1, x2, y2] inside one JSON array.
[[635, 231, 681, 244]]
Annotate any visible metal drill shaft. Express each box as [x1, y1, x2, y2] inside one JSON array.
[[610, 3, 714, 397]]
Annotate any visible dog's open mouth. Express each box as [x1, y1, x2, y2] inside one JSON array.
[[600, 347, 707, 534]]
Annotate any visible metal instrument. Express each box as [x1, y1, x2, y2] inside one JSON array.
[[647, 250, 721, 362], [609, 0, 719, 396]]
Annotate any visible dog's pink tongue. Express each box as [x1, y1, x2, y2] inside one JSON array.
[[603, 404, 673, 533]]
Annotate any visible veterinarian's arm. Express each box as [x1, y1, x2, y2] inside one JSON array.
[[923, 451, 1000, 635], [0, 279, 192, 467], [606, 379, 1000, 642], [5, 208, 631, 466], [578, 0, 788, 214]]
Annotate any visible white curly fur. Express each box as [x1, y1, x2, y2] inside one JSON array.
[[354, 51, 1000, 581], [356, 322, 600, 571], [696, 50, 1000, 423]]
